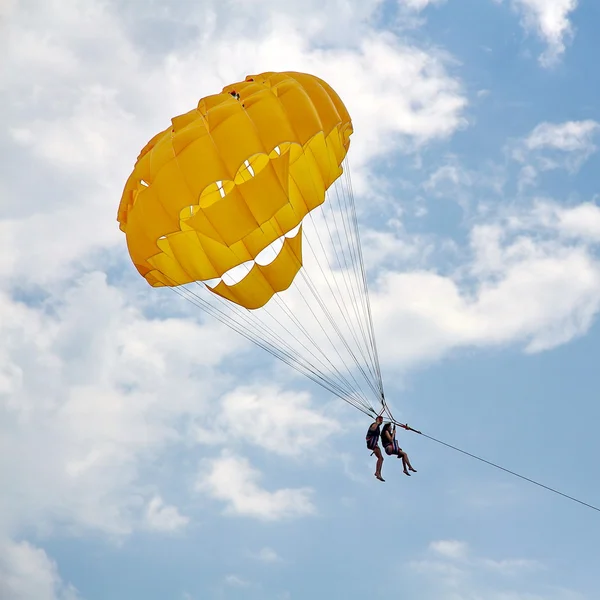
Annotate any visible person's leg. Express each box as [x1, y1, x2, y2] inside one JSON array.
[[398, 450, 417, 474], [374, 446, 384, 481], [403, 449, 416, 471]]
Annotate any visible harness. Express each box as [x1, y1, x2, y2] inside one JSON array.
[[366, 423, 380, 449]]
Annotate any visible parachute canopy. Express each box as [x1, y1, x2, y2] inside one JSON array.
[[117, 71, 353, 310], [118, 71, 385, 417]]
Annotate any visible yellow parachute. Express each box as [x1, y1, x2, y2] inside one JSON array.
[[118, 71, 384, 416], [117, 71, 353, 310]]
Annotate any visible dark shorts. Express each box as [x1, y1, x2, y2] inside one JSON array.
[[384, 440, 402, 456], [366, 438, 379, 451]]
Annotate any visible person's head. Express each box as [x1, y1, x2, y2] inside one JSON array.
[[381, 422, 391, 435], [375, 415, 383, 425]]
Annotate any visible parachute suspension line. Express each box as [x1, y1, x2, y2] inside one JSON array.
[[319, 144, 383, 395], [201, 289, 370, 412], [333, 175, 381, 387], [269, 293, 373, 408], [291, 267, 377, 409], [312, 167, 380, 383], [119, 72, 385, 417], [154, 164, 385, 416], [156, 269, 367, 410], [341, 158, 385, 400], [166, 281, 372, 414], [328, 178, 381, 386], [275, 156, 384, 409], [295, 236, 382, 404], [306, 200, 380, 389], [235, 291, 371, 409], [196, 219, 378, 415]]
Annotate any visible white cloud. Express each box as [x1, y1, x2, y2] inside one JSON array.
[[224, 574, 251, 588], [409, 540, 562, 600], [0, 539, 81, 600], [511, 120, 599, 189], [430, 539, 469, 559], [10, 85, 135, 175], [144, 496, 189, 532], [507, 0, 579, 67], [362, 226, 431, 272], [422, 155, 506, 207], [254, 547, 283, 563], [425, 162, 474, 191], [373, 203, 600, 367], [0, 271, 243, 538], [195, 385, 340, 457], [509, 200, 600, 241], [427, 539, 543, 573], [524, 120, 599, 154], [398, 0, 446, 11], [196, 452, 315, 520], [550, 202, 600, 240]]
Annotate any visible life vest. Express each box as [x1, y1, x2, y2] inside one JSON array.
[[366, 423, 381, 449]]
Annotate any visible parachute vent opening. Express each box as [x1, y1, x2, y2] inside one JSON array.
[[218, 261, 254, 287], [244, 159, 256, 178], [256, 237, 284, 266], [234, 154, 268, 184], [286, 223, 301, 238], [217, 181, 226, 198], [140, 180, 149, 187], [205, 227, 300, 290], [274, 146, 281, 156]]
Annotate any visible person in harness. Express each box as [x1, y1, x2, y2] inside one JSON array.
[[381, 422, 417, 476], [366, 415, 385, 482]]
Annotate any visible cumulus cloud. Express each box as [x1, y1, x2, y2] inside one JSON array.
[[524, 120, 599, 154], [224, 574, 251, 587], [196, 452, 315, 520], [506, 199, 600, 242], [254, 547, 283, 563], [401, 0, 446, 9], [0, 271, 242, 537], [195, 384, 339, 457], [430, 539, 469, 560], [422, 155, 506, 210], [505, 0, 579, 67], [509, 120, 599, 190], [408, 539, 568, 600], [373, 201, 600, 367], [144, 496, 190, 532], [0, 539, 81, 600]]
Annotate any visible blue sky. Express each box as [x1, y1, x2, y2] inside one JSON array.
[[2, 0, 600, 599]]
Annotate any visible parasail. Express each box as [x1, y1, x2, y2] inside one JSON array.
[[117, 71, 385, 417]]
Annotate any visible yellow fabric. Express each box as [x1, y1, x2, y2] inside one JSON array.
[[209, 226, 303, 309], [117, 71, 352, 309]]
